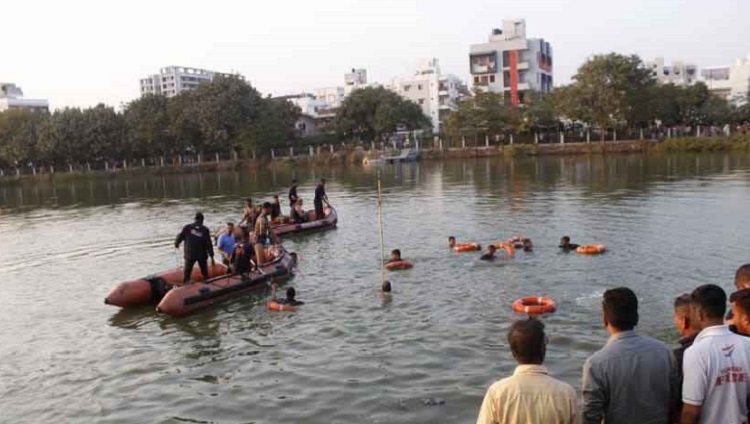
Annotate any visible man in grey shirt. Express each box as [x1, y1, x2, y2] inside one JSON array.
[[582, 287, 679, 424]]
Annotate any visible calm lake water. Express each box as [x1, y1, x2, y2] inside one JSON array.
[[1, 153, 750, 423]]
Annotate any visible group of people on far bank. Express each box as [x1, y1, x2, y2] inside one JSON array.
[[476, 265, 750, 424]]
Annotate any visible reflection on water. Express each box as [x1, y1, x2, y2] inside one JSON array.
[[1, 153, 750, 424]]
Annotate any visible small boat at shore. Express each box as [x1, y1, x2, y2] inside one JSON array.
[[271, 206, 337, 236], [105, 246, 297, 316]]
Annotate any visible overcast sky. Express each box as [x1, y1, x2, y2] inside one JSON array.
[[3, 0, 748, 110]]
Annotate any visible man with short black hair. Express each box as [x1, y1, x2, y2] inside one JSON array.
[[730, 289, 750, 336], [582, 287, 678, 424], [476, 318, 577, 424], [674, 293, 701, 372], [727, 264, 750, 324], [175, 212, 215, 284], [288, 179, 299, 216], [682, 284, 750, 424]]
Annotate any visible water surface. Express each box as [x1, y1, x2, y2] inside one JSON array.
[[1, 153, 749, 423]]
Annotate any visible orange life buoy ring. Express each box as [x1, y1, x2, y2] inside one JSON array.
[[577, 244, 606, 255], [492, 243, 516, 257], [268, 300, 298, 312], [452, 243, 481, 252], [386, 260, 413, 270], [512, 297, 556, 315]]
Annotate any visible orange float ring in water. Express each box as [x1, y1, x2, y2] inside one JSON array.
[[268, 300, 298, 312], [512, 297, 556, 315], [452, 243, 481, 252], [492, 243, 516, 257], [386, 260, 413, 270], [576, 244, 606, 255]]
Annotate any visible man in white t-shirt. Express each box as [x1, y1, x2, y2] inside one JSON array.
[[682, 284, 750, 424]]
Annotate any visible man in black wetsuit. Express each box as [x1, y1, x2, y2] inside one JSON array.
[[288, 179, 299, 216], [314, 178, 329, 220], [175, 212, 215, 284]]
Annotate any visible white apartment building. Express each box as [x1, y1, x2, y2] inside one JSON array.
[[469, 19, 553, 105], [139, 66, 239, 98], [700, 56, 750, 104], [344, 68, 368, 97], [388, 58, 464, 133], [314, 86, 345, 109], [0, 83, 49, 112], [646, 57, 698, 86]]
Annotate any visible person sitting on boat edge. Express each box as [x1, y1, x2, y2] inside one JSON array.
[[271, 283, 305, 307], [271, 195, 282, 221], [175, 212, 215, 284], [480, 245, 497, 261], [254, 202, 280, 265], [559, 236, 579, 251], [230, 230, 255, 276], [216, 222, 236, 266], [448, 236, 457, 248], [292, 198, 308, 223]]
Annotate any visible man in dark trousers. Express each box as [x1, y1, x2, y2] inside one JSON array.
[[288, 179, 299, 216], [175, 212, 215, 284], [314, 178, 329, 220]]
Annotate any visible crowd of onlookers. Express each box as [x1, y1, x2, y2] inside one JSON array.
[[476, 264, 750, 424]]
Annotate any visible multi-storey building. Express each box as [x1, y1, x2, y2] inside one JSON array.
[[646, 57, 698, 86], [344, 68, 368, 97], [139, 66, 239, 98], [314, 86, 345, 109], [0, 83, 49, 112], [469, 19, 553, 105], [700, 56, 750, 104], [388, 58, 464, 133]]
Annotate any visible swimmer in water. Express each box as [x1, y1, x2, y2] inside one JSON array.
[[480, 245, 497, 261], [271, 283, 305, 307], [388, 249, 402, 263], [448, 236, 457, 248], [559, 236, 579, 251]]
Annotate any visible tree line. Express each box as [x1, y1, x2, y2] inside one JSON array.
[[446, 53, 750, 143], [0, 76, 300, 172], [3, 53, 750, 173]]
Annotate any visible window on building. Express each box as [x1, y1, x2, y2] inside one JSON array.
[[418, 99, 425, 105], [418, 84, 422, 90], [490, 75, 495, 83], [404, 85, 411, 92], [474, 76, 479, 84]]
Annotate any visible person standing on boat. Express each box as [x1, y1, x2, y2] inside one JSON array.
[[241, 198, 257, 228], [175, 212, 215, 284], [254, 202, 280, 265], [314, 178, 329, 220], [288, 179, 299, 216], [271, 195, 282, 221], [216, 222, 235, 266]]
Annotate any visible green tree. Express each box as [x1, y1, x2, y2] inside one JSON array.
[[236, 97, 300, 158], [123, 94, 172, 159], [555, 53, 654, 140], [0, 109, 45, 170], [444, 90, 517, 145], [334, 86, 431, 143]]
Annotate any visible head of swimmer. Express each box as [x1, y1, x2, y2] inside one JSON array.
[[522, 238, 533, 251], [390, 249, 401, 261], [508, 318, 546, 365], [382, 280, 392, 293], [486, 245, 497, 255], [448, 236, 456, 248], [286, 287, 296, 301], [560, 236, 571, 248]]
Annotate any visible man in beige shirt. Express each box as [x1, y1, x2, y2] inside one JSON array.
[[476, 318, 578, 424]]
